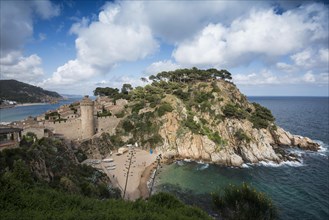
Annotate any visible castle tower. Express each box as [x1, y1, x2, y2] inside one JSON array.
[[80, 96, 95, 139]]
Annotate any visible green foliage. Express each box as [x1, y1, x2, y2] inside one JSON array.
[[0, 79, 61, 103], [184, 115, 201, 134], [97, 107, 112, 118], [0, 138, 120, 200], [195, 91, 214, 104], [208, 131, 226, 146], [115, 111, 125, 118], [45, 111, 60, 120], [93, 87, 119, 97], [109, 135, 124, 147], [250, 103, 275, 129], [234, 129, 251, 143], [173, 88, 189, 101], [122, 120, 134, 132], [156, 102, 174, 117], [148, 67, 233, 84], [223, 104, 248, 119], [212, 183, 278, 220], [131, 101, 145, 114], [121, 83, 133, 94]]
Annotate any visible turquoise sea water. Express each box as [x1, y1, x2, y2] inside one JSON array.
[[155, 97, 329, 219]]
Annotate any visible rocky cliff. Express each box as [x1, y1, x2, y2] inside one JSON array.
[[85, 68, 320, 167]]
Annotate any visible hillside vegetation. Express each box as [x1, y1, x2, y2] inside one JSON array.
[[0, 79, 62, 103], [0, 135, 211, 219], [87, 67, 318, 167]]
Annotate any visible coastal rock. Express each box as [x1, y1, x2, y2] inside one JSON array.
[[291, 136, 320, 151]]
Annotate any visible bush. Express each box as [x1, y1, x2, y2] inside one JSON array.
[[122, 120, 134, 132], [212, 183, 278, 220], [173, 89, 189, 101], [250, 103, 275, 129], [184, 115, 201, 134], [222, 104, 247, 119], [114, 111, 125, 118], [157, 102, 173, 117], [234, 129, 251, 143]]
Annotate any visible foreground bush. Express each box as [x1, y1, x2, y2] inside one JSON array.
[[212, 183, 277, 220]]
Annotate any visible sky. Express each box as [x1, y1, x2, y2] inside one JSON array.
[[0, 0, 328, 96]]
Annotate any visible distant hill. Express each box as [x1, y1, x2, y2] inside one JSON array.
[[0, 79, 62, 103]]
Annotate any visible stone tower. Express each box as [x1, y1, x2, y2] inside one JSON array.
[[80, 96, 95, 139]]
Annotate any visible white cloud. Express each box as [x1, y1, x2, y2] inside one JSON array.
[[173, 4, 328, 68], [234, 70, 279, 85], [0, 51, 44, 81], [303, 71, 316, 82], [0, 0, 59, 83], [144, 60, 182, 75], [45, 3, 158, 86], [276, 62, 296, 73], [0, 0, 59, 54], [234, 69, 328, 86]]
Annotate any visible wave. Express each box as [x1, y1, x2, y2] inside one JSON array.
[[176, 161, 185, 166], [197, 163, 209, 170], [256, 160, 304, 167], [240, 160, 304, 168], [315, 140, 328, 153]]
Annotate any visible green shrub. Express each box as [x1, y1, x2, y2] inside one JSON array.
[[157, 102, 173, 117], [234, 129, 251, 143], [109, 135, 123, 147], [208, 131, 225, 146], [222, 104, 247, 119], [173, 89, 189, 101], [184, 115, 201, 134], [212, 183, 278, 220], [122, 120, 134, 132], [114, 111, 125, 118], [250, 103, 275, 129], [131, 101, 145, 114]]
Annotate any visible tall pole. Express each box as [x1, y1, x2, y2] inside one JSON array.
[[123, 150, 134, 199]]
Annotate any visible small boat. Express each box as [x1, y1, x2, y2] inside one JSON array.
[[102, 158, 114, 162]]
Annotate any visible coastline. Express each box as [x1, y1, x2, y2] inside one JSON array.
[[101, 148, 157, 200], [15, 103, 48, 107], [138, 161, 158, 199]]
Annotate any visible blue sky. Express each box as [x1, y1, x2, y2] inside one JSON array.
[[0, 0, 328, 96]]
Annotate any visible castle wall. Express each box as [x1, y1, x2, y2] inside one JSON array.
[[96, 116, 121, 135], [22, 127, 44, 139], [45, 119, 82, 140]]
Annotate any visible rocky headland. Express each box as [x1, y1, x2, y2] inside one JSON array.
[[81, 68, 320, 167]]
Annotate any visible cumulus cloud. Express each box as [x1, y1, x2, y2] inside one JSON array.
[[0, 51, 44, 81], [234, 69, 328, 86], [144, 60, 182, 76], [45, 3, 158, 86], [0, 0, 59, 54], [173, 4, 328, 68], [0, 0, 59, 83]]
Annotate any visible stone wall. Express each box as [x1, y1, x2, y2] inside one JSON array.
[[45, 119, 82, 140], [96, 116, 121, 135]]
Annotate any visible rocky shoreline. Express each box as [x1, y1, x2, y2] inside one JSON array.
[[159, 118, 320, 167]]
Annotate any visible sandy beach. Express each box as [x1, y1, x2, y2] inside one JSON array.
[[101, 148, 157, 200], [15, 103, 48, 107]]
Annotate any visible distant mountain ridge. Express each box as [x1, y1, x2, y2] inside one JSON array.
[[0, 79, 62, 103]]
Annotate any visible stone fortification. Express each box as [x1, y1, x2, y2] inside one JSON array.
[[80, 96, 95, 139]]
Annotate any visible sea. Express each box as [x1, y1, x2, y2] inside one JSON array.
[[0, 98, 82, 123], [1, 96, 328, 219], [154, 97, 329, 220]]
